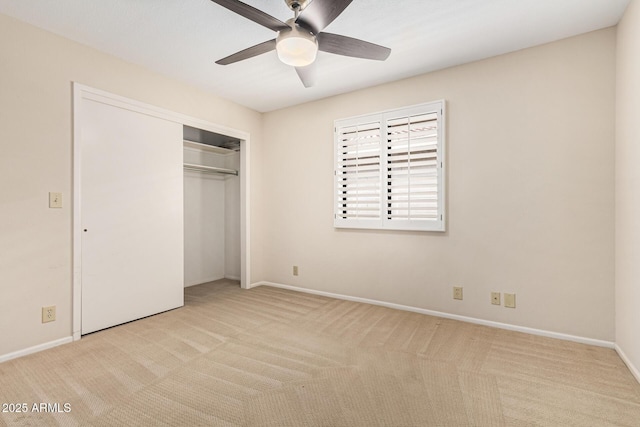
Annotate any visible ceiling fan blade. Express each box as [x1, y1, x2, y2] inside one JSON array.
[[216, 39, 276, 65], [296, 0, 353, 34], [210, 0, 289, 32], [318, 32, 391, 61], [295, 63, 317, 88]]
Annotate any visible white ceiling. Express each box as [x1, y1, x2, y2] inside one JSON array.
[[0, 0, 630, 112]]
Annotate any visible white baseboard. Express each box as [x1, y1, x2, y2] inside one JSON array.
[[0, 336, 73, 364], [184, 275, 225, 287], [248, 282, 264, 290], [251, 281, 614, 349], [225, 275, 241, 281], [615, 344, 640, 384]]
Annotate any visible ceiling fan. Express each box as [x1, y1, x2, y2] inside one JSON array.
[[210, 0, 391, 87]]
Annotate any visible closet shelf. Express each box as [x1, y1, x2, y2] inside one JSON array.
[[183, 139, 237, 155], [183, 163, 238, 176]]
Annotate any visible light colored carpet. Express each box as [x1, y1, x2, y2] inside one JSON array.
[[1, 279, 639, 426]]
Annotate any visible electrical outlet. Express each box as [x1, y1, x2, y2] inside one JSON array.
[[42, 306, 56, 323], [504, 293, 516, 308], [293, 266, 299, 276], [453, 286, 463, 300], [491, 292, 501, 305]]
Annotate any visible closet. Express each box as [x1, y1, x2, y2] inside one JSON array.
[[183, 126, 241, 287], [73, 84, 248, 338]]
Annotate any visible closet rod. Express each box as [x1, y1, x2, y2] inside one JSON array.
[[183, 163, 238, 176]]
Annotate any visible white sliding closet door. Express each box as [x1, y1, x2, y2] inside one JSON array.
[[80, 98, 184, 334]]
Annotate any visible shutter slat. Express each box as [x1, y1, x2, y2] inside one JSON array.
[[388, 172, 438, 180], [387, 147, 437, 156]]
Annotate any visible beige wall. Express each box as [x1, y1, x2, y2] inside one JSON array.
[[262, 29, 616, 341], [0, 13, 264, 357], [616, 0, 640, 378], [0, 11, 620, 359]]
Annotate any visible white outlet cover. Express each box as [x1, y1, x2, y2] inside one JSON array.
[[491, 292, 501, 305], [504, 293, 516, 308], [42, 306, 56, 323]]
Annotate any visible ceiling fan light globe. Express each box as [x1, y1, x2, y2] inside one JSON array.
[[277, 37, 318, 66], [276, 23, 318, 67]]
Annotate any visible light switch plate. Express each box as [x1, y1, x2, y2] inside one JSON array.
[[49, 192, 62, 208]]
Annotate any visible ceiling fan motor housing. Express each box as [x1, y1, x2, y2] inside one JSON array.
[[285, 0, 310, 11]]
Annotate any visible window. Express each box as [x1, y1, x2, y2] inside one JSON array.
[[334, 101, 445, 231]]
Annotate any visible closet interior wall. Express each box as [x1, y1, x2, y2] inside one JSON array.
[[183, 140, 240, 287]]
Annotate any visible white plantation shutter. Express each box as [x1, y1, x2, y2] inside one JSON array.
[[335, 101, 445, 231], [385, 109, 440, 223], [335, 119, 383, 227]]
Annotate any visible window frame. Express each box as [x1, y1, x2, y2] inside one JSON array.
[[334, 100, 446, 232]]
